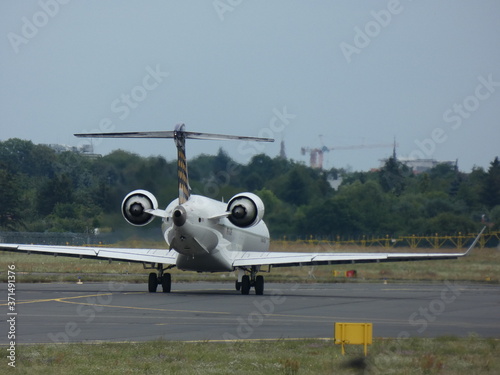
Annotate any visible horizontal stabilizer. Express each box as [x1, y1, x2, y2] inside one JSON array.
[[75, 130, 274, 143], [184, 132, 274, 142], [75, 131, 176, 138]]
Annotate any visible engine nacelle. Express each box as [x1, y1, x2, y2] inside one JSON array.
[[121, 189, 158, 226], [226, 192, 265, 228]]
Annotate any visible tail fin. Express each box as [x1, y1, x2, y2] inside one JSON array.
[[75, 124, 274, 204], [174, 124, 190, 204]]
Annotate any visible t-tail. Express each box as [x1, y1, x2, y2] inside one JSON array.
[[174, 124, 190, 204], [75, 124, 274, 204]]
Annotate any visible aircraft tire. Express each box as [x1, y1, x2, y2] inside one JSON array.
[[148, 272, 158, 293], [235, 280, 241, 291], [162, 273, 171, 293], [241, 275, 250, 295], [255, 275, 264, 295]]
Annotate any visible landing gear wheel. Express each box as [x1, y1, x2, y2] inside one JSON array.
[[255, 275, 264, 295], [235, 280, 241, 291], [241, 275, 250, 295], [161, 273, 171, 293], [148, 272, 158, 293]]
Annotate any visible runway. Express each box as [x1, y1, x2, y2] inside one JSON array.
[[2, 282, 499, 344]]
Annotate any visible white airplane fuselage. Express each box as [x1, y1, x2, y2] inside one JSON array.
[[162, 195, 270, 272]]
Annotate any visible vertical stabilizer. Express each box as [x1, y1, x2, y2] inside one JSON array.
[[174, 124, 190, 204]]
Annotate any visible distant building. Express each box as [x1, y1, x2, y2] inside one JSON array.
[[279, 140, 287, 159], [379, 157, 455, 174], [44, 143, 101, 158], [327, 175, 343, 190]]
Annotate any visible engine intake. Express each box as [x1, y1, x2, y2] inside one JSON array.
[[121, 189, 158, 226], [227, 193, 265, 228]]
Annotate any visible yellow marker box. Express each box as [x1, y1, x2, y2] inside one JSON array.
[[334, 322, 373, 356]]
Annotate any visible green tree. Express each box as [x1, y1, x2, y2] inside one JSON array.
[[0, 136, 497, 237], [335, 180, 392, 234], [420, 212, 476, 234], [296, 197, 362, 237], [0, 166, 22, 229], [244, 154, 281, 183], [36, 174, 74, 216], [278, 167, 309, 206], [255, 188, 294, 237], [456, 167, 485, 212], [481, 157, 500, 209], [0, 139, 56, 177], [390, 193, 426, 234], [378, 156, 411, 195], [489, 205, 500, 230]]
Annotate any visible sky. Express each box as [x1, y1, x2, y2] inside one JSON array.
[[1, 0, 499, 172]]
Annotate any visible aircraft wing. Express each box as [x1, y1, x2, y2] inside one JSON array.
[[232, 250, 469, 268], [232, 227, 486, 268], [0, 244, 178, 265]]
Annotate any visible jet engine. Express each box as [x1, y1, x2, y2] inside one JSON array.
[[121, 189, 158, 226], [226, 193, 265, 228]]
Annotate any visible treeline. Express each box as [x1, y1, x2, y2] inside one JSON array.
[[1, 138, 499, 238]]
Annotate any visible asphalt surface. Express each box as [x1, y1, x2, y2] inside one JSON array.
[[2, 281, 499, 344]]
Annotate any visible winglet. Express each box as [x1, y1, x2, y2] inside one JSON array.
[[462, 226, 487, 256]]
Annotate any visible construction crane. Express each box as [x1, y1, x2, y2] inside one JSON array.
[[301, 141, 397, 169]]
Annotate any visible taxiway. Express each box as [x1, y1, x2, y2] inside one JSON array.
[[1, 282, 499, 344]]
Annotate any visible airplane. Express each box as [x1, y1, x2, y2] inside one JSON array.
[[0, 124, 486, 295]]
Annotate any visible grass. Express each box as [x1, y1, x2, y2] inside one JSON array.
[[1, 241, 498, 284], [6, 336, 499, 374]]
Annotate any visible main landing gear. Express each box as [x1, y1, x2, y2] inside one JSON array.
[[235, 266, 264, 295], [147, 264, 173, 293]]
